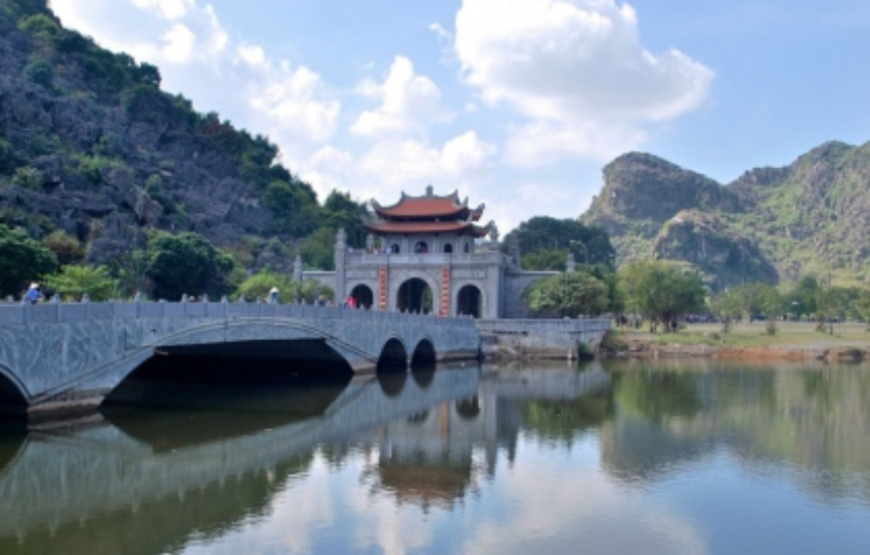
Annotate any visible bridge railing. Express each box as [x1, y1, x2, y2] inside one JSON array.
[[0, 301, 477, 327], [475, 318, 612, 335]]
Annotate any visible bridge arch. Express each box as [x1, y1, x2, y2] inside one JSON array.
[[0, 364, 29, 418], [410, 337, 436, 367], [62, 320, 365, 405], [377, 337, 408, 371]]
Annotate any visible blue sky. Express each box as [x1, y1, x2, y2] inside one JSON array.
[[48, 0, 870, 231]]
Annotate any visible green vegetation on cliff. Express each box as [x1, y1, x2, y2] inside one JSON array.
[[583, 142, 870, 290]]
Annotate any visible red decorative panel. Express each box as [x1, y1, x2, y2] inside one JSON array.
[[378, 267, 388, 310], [440, 266, 450, 316]]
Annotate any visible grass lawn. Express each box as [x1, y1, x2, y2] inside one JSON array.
[[612, 321, 870, 349]]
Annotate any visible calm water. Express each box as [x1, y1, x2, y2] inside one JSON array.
[[1, 360, 869, 555]]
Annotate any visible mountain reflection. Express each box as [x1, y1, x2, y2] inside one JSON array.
[[599, 360, 870, 501]]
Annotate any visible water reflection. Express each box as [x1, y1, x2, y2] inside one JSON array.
[[1, 361, 869, 554], [599, 360, 870, 498]]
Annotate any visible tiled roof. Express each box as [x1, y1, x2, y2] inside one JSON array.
[[373, 189, 482, 221], [364, 221, 490, 237]]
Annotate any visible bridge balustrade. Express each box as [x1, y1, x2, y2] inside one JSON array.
[[0, 301, 476, 327]]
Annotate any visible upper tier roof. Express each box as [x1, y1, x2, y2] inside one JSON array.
[[372, 186, 483, 221]]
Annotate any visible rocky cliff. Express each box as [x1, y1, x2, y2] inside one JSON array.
[[582, 142, 870, 289], [0, 0, 314, 269]]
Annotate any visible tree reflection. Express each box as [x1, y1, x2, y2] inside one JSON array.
[[613, 369, 702, 424], [519, 389, 615, 444], [598, 362, 870, 504]]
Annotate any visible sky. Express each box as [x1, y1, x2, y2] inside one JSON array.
[[47, 0, 870, 232]]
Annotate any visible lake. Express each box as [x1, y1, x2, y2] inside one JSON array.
[[1, 359, 869, 554]]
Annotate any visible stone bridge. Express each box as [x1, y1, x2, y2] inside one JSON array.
[[0, 301, 480, 419]]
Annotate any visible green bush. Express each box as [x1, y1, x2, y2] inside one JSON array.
[[234, 270, 333, 304], [11, 166, 43, 189], [72, 155, 127, 186], [0, 223, 58, 296], [44, 264, 118, 301], [18, 13, 61, 44], [146, 231, 238, 300], [23, 56, 53, 87]]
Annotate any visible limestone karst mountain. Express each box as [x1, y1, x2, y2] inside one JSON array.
[[582, 142, 870, 289]]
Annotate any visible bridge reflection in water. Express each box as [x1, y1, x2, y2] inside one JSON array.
[[0, 362, 610, 554]]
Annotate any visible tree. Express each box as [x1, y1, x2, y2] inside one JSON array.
[[235, 270, 333, 304], [44, 265, 118, 301], [756, 285, 786, 335], [264, 180, 319, 236], [524, 270, 610, 318], [146, 231, 237, 300], [856, 289, 870, 330], [0, 224, 58, 297], [618, 260, 706, 332], [502, 216, 616, 270], [521, 248, 570, 272], [786, 276, 819, 320], [298, 227, 337, 271], [322, 190, 368, 248], [816, 285, 853, 335]]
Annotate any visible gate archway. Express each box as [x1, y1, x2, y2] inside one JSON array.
[[397, 278, 433, 314], [456, 285, 482, 318], [350, 284, 374, 309]]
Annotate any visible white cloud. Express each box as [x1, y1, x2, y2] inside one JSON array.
[[161, 23, 196, 63], [351, 56, 451, 138], [454, 0, 714, 165], [505, 120, 646, 167], [487, 181, 587, 232], [442, 131, 497, 174], [249, 64, 340, 145], [127, 0, 192, 20]]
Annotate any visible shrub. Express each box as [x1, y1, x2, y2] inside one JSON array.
[[0, 223, 58, 296], [11, 166, 43, 189], [44, 264, 118, 301], [23, 56, 53, 88], [42, 230, 86, 265]]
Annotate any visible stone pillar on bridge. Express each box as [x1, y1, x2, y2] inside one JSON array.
[[293, 255, 303, 282], [334, 228, 347, 300]]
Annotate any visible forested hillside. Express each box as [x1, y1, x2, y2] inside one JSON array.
[[0, 0, 366, 299]]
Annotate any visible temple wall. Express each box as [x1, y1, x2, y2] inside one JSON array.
[[501, 270, 557, 319]]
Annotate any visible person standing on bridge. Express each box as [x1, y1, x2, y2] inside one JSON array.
[[26, 283, 43, 304]]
